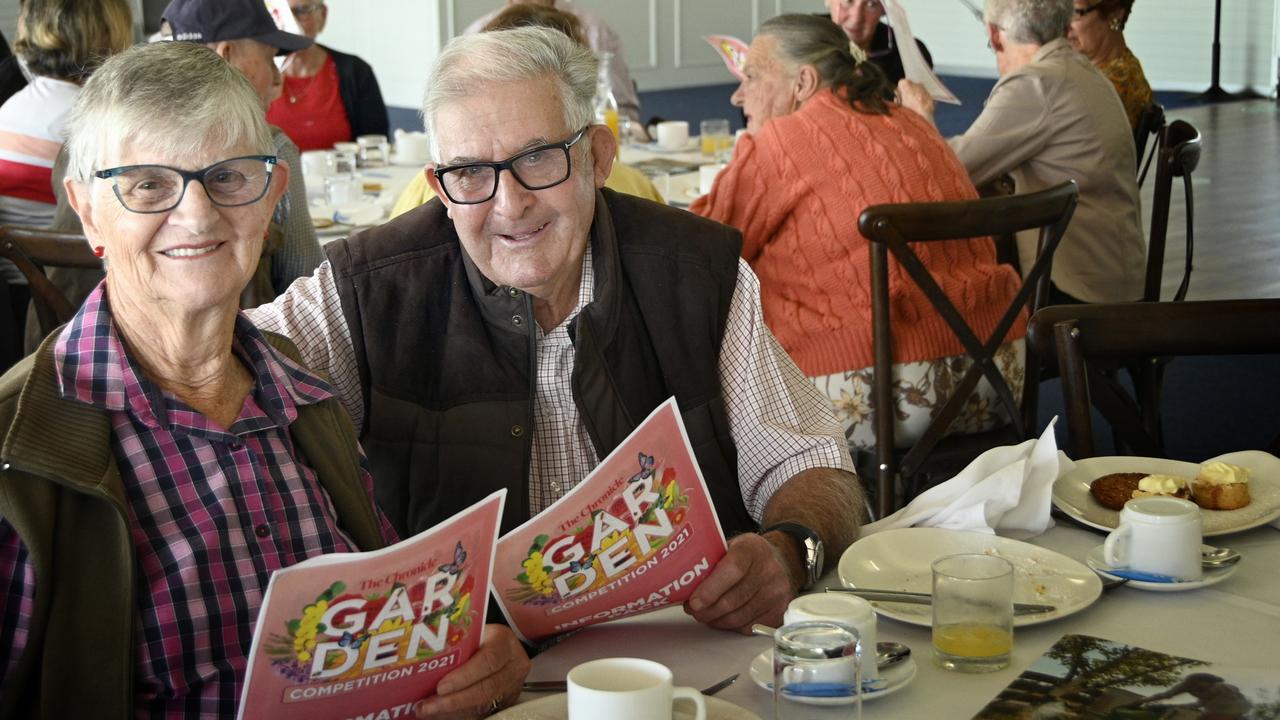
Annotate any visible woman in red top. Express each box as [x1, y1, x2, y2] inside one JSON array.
[[267, 1, 389, 151], [692, 14, 1026, 452]]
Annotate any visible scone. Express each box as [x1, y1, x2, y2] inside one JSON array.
[[1089, 473, 1147, 511], [1193, 462, 1252, 510]]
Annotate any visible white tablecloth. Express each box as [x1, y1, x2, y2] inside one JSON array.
[[516, 523, 1280, 718]]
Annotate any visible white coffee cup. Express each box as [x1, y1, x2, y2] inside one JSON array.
[[301, 150, 335, 178], [784, 593, 879, 683], [567, 658, 705, 720], [698, 163, 726, 196], [1104, 496, 1202, 581], [655, 120, 690, 150], [394, 128, 430, 164]]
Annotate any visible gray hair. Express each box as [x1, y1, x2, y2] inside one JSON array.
[[65, 42, 274, 182], [421, 26, 597, 162], [984, 0, 1073, 45], [758, 14, 890, 115]]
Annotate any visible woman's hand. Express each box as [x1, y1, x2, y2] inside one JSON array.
[[896, 80, 936, 126], [413, 625, 530, 719]]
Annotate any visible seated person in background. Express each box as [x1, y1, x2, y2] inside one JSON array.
[[900, 0, 1144, 305], [1067, 0, 1151, 129], [464, 0, 642, 125], [692, 14, 1026, 451], [824, 0, 932, 85], [251, 27, 863, 643], [267, 0, 390, 151], [391, 2, 661, 218], [24, 0, 328, 355], [0, 0, 132, 229]]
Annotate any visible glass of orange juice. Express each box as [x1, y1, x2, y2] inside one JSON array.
[[699, 119, 732, 161], [931, 554, 1014, 672]]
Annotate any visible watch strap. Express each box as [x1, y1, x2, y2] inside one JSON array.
[[762, 521, 823, 589]]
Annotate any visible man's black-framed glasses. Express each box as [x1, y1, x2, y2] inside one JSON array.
[[1073, 1, 1104, 17], [94, 155, 278, 214], [433, 126, 588, 205]]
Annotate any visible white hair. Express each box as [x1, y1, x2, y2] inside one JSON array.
[[64, 42, 273, 182], [984, 0, 1073, 45], [420, 26, 597, 162]]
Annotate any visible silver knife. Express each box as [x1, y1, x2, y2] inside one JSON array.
[[826, 587, 1056, 615]]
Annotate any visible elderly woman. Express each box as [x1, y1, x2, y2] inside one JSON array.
[[901, 0, 1145, 306], [692, 14, 1027, 451], [0, 42, 526, 718], [267, 0, 389, 150], [1067, 0, 1152, 128]]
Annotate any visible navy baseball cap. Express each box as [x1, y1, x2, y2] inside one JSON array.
[[162, 0, 313, 55]]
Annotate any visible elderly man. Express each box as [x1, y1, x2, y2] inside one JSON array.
[[24, 0, 326, 354], [900, 0, 1144, 305], [463, 0, 641, 124], [824, 0, 933, 85], [251, 25, 861, 653]]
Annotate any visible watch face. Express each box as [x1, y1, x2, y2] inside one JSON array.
[[810, 540, 825, 585]]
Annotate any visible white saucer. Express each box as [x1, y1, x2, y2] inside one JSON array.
[[748, 647, 916, 705], [1085, 545, 1239, 592], [493, 693, 760, 719], [389, 152, 427, 167]]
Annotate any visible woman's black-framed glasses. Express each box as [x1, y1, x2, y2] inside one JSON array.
[[291, 2, 325, 18], [1073, 1, 1105, 17], [433, 127, 588, 205], [94, 155, 278, 214]]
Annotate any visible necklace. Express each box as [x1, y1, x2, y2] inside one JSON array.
[[287, 72, 319, 104]]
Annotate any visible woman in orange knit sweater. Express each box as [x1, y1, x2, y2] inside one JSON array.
[[692, 13, 1027, 451]]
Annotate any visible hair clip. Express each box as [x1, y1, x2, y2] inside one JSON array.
[[849, 41, 867, 64]]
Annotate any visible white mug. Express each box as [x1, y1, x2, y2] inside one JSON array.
[[1104, 496, 1202, 580], [394, 129, 430, 164], [655, 120, 690, 150], [784, 593, 879, 683], [698, 163, 726, 196], [567, 658, 705, 720]]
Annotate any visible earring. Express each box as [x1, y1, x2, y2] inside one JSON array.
[[1109, 18, 1123, 31], [92, 246, 105, 258]]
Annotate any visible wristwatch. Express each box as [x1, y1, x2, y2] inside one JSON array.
[[763, 522, 824, 590]]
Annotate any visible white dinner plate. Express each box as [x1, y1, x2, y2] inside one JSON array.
[[748, 648, 916, 705], [837, 528, 1103, 628], [633, 139, 700, 154], [1085, 544, 1240, 592], [492, 693, 760, 720], [388, 152, 427, 167], [1053, 451, 1280, 537]]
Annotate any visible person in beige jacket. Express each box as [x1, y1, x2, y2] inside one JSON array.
[[899, 0, 1145, 305]]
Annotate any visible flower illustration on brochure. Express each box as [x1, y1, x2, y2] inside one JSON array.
[[509, 452, 691, 605], [263, 541, 478, 684]]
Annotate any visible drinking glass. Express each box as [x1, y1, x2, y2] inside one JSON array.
[[699, 118, 732, 161], [357, 134, 390, 168], [332, 142, 359, 175], [932, 553, 1014, 673], [773, 621, 862, 719]]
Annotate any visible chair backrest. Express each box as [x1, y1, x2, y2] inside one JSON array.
[[1027, 299, 1280, 459], [857, 181, 1078, 518], [0, 224, 99, 337], [1134, 101, 1165, 185], [1143, 120, 1202, 303]]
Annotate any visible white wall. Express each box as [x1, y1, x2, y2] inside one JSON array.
[[307, 0, 1280, 112]]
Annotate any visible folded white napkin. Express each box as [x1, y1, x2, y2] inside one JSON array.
[[860, 420, 1066, 540]]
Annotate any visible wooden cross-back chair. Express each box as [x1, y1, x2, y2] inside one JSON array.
[[1028, 299, 1280, 459], [0, 224, 99, 338], [1143, 119, 1201, 304], [857, 181, 1079, 518], [1134, 101, 1166, 187]]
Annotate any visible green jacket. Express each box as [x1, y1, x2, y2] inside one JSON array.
[[0, 330, 387, 720]]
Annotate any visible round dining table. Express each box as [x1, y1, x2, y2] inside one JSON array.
[[513, 521, 1280, 718]]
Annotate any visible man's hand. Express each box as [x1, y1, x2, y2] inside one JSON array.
[[414, 625, 530, 719], [897, 79, 936, 124], [682, 533, 796, 634]]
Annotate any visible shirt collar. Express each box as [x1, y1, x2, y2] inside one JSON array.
[[54, 282, 334, 428]]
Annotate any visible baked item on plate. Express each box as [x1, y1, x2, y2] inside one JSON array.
[[1192, 461, 1252, 510], [1089, 473, 1190, 511]]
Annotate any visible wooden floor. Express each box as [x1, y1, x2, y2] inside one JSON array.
[[1145, 100, 1280, 300]]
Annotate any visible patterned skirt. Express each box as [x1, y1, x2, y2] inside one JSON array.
[[812, 340, 1026, 451]]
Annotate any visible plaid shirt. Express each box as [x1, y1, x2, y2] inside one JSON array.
[[0, 284, 397, 718], [248, 254, 854, 521]]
